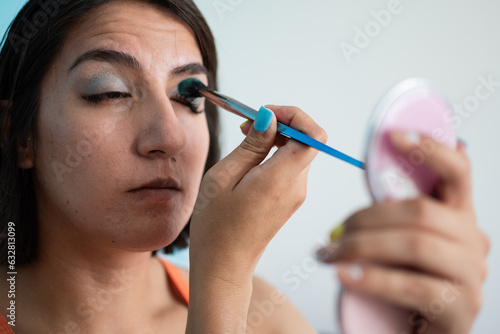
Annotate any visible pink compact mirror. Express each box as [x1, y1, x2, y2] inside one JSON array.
[[365, 78, 457, 201], [337, 78, 457, 334]]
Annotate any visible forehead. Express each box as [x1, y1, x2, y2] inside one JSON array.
[[55, 1, 203, 74]]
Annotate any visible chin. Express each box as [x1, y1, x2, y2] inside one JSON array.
[[113, 217, 188, 253]]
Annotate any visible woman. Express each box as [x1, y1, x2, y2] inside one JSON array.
[[0, 1, 489, 333]]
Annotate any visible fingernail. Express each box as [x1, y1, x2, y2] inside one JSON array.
[[240, 120, 251, 129], [264, 104, 277, 108], [329, 223, 345, 243], [315, 244, 340, 263], [339, 263, 364, 281], [254, 106, 273, 132], [391, 130, 421, 146]]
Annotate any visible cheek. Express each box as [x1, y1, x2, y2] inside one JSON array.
[[38, 116, 116, 180], [188, 116, 210, 171], [35, 105, 122, 217], [180, 116, 210, 193]]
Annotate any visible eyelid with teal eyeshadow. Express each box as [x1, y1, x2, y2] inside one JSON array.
[[80, 73, 204, 114], [81, 73, 129, 96]]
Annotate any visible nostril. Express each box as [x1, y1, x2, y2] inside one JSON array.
[[148, 149, 166, 156]]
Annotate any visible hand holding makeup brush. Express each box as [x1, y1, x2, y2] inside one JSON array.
[[187, 105, 326, 334], [189, 105, 327, 265]]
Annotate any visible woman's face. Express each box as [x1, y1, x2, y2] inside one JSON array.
[[33, 1, 210, 251]]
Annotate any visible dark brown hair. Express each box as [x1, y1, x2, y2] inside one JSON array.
[[0, 0, 220, 265]]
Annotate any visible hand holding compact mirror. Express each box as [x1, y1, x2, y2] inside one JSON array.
[[365, 78, 457, 202], [338, 78, 457, 334]]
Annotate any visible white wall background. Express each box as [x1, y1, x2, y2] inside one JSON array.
[[191, 0, 500, 333], [1, 0, 498, 333]]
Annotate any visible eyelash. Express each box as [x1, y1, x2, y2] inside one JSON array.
[[82, 92, 131, 104], [170, 95, 204, 114], [81, 92, 203, 114]]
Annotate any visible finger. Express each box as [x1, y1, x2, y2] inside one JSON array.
[[240, 119, 289, 148], [341, 198, 488, 269], [263, 105, 328, 174], [390, 131, 472, 209], [343, 198, 477, 245], [239, 120, 252, 134], [213, 107, 277, 188], [318, 230, 484, 285], [336, 263, 478, 329]]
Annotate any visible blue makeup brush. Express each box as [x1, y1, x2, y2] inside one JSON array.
[[178, 78, 365, 169]]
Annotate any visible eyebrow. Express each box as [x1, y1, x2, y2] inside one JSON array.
[[68, 49, 141, 72], [171, 63, 209, 78], [68, 49, 209, 79]]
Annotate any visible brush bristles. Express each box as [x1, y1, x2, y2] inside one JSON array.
[[178, 78, 207, 99]]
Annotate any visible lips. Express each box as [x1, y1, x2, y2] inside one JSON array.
[[128, 177, 182, 203], [129, 177, 181, 192]]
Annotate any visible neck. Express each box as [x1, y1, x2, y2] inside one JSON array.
[[14, 223, 171, 333]]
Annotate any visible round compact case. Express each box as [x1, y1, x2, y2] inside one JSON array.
[[337, 78, 457, 334]]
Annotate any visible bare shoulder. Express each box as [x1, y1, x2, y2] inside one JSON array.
[[247, 276, 317, 334]]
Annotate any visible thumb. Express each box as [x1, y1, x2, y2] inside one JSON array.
[[214, 106, 277, 186]]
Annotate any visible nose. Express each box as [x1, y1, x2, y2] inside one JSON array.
[[135, 94, 187, 159]]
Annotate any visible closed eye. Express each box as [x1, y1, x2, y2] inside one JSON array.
[[170, 95, 204, 114], [82, 92, 132, 104]]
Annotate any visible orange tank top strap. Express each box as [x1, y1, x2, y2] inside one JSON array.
[[159, 258, 189, 306], [0, 314, 14, 334]]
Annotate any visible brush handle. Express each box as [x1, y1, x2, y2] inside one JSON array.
[[276, 123, 365, 169], [204, 91, 365, 169]]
